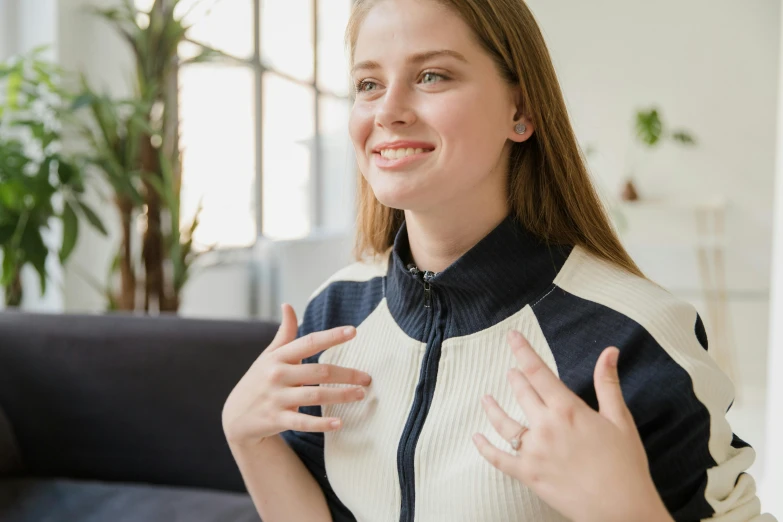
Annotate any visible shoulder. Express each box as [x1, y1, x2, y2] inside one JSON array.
[[537, 245, 708, 356], [298, 249, 391, 337]]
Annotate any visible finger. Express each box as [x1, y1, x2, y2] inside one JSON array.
[[280, 325, 357, 363], [286, 363, 372, 387], [594, 347, 633, 429], [279, 385, 367, 408], [508, 330, 574, 408], [278, 410, 343, 433], [472, 433, 519, 477], [506, 368, 545, 422], [480, 394, 527, 442], [268, 304, 299, 352]]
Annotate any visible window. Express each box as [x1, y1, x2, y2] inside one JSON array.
[[138, 0, 356, 248]]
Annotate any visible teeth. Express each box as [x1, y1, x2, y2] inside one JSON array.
[[380, 147, 427, 159]]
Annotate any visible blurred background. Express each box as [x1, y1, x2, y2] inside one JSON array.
[[0, 0, 781, 517]]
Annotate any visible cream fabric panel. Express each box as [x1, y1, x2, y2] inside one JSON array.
[[413, 305, 569, 522], [321, 300, 424, 522]]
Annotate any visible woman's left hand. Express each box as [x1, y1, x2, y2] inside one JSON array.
[[473, 330, 674, 522]]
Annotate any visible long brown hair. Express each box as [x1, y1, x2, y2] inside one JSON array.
[[346, 0, 644, 278]]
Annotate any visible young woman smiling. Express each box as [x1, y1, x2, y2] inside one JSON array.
[[222, 1, 776, 521]]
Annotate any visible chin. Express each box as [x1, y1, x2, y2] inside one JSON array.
[[366, 175, 424, 211]]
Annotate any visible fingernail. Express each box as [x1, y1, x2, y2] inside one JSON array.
[[331, 419, 341, 429], [343, 327, 355, 337], [362, 374, 372, 386], [609, 348, 619, 368]]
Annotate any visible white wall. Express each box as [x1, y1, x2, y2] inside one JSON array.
[[528, 0, 778, 395], [761, 0, 783, 510]]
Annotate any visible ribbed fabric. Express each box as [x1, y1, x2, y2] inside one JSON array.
[[280, 215, 775, 522]]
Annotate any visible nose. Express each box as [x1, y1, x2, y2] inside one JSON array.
[[375, 81, 417, 130]]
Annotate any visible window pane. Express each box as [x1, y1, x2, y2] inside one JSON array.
[[261, 0, 314, 82], [317, 0, 352, 96], [262, 72, 315, 239], [319, 95, 355, 230], [136, 0, 254, 60], [177, 0, 254, 60], [179, 65, 256, 249]]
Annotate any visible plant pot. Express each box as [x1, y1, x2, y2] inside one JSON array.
[[620, 179, 639, 201]]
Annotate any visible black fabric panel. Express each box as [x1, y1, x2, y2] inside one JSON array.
[[731, 433, 752, 450], [0, 311, 279, 493], [532, 288, 730, 522], [281, 278, 383, 522], [695, 315, 709, 351]]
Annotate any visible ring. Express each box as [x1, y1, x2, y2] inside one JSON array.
[[509, 426, 529, 450]]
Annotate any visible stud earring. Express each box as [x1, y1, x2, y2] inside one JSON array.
[[514, 123, 527, 135]]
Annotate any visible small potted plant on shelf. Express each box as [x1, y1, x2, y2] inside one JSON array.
[[622, 107, 697, 201], [0, 48, 106, 308]]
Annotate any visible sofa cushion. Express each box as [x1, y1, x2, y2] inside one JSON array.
[[0, 407, 22, 476], [0, 479, 261, 522]]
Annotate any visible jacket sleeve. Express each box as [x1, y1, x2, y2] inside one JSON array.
[[280, 297, 357, 522], [629, 314, 776, 522]]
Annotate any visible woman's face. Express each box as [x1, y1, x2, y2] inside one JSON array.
[[349, 0, 531, 214]]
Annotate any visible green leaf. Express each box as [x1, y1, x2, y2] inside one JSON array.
[[71, 92, 94, 111], [635, 108, 663, 147], [672, 131, 696, 145], [60, 202, 79, 263], [77, 201, 108, 236], [0, 224, 15, 245], [56, 158, 77, 185], [20, 226, 48, 295]]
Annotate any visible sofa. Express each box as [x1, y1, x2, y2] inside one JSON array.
[[0, 311, 280, 521]]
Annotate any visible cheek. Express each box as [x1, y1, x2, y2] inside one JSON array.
[[349, 103, 374, 161], [432, 92, 507, 164]]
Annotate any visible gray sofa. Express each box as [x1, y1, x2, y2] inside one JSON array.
[[0, 311, 279, 522]]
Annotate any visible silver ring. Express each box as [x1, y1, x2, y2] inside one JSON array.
[[509, 426, 529, 450]]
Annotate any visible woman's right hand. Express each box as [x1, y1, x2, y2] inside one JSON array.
[[222, 303, 372, 449]]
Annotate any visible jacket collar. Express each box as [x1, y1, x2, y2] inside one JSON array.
[[385, 214, 573, 340]]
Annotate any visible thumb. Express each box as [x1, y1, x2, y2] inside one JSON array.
[[594, 347, 632, 429], [268, 303, 299, 351]]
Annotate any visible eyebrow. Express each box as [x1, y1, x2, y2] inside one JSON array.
[[351, 49, 469, 75]]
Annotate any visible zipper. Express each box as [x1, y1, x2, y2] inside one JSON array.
[[407, 264, 437, 308], [398, 263, 445, 522]]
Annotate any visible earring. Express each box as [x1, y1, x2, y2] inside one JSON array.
[[514, 123, 527, 135]]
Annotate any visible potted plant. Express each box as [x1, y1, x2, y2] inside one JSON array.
[[0, 49, 106, 308], [622, 107, 697, 201], [72, 0, 221, 312]]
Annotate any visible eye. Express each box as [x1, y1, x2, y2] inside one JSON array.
[[420, 71, 447, 85], [354, 80, 378, 93]]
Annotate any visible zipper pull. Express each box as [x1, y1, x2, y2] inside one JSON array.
[[423, 271, 435, 309]]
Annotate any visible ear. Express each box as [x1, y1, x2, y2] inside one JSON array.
[[508, 87, 535, 143]]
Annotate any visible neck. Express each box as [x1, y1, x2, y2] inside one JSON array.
[[404, 193, 510, 274]]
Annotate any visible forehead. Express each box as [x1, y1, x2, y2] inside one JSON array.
[[353, 0, 478, 63]]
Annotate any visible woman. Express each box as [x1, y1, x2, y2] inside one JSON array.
[[222, 0, 775, 521]]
